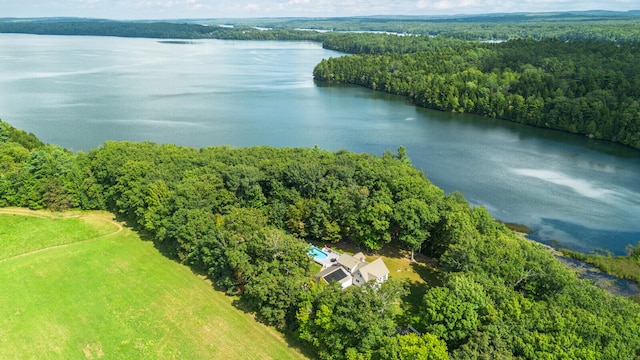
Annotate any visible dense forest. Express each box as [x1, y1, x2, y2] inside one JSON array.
[[2, 119, 640, 359], [0, 19, 330, 41], [314, 35, 640, 150]]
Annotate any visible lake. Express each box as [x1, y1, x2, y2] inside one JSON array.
[[1, 34, 639, 254]]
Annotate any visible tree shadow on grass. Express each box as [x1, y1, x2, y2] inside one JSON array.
[[111, 212, 315, 358], [229, 296, 318, 359], [398, 262, 443, 329], [110, 211, 219, 288], [410, 262, 442, 286], [111, 211, 185, 262], [282, 331, 318, 359]]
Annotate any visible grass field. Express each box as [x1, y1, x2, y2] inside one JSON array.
[[0, 209, 117, 261], [0, 209, 307, 359]]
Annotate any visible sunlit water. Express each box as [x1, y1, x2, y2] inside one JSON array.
[[1, 34, 639, 254]]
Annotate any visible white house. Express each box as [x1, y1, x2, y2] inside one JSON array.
[[315, 251, 389, 288], [352, 258, 389, 286]]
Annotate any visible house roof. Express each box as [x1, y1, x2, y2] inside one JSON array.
[[352, 252, 366, 262], [337, 253, 362, 271], [317, 266, 351, 284], [356, 258, 389, 281]]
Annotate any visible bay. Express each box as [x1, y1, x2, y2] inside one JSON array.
[[1, 34, 639, 254]]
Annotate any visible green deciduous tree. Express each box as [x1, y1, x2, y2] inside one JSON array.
[[375, 333, 448, 360]]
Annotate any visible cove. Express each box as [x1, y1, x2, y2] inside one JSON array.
[[0, 34, 639, 254]]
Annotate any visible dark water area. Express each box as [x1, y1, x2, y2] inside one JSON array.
[[530, 218, 640, 253], [1, 34, 639, 254]]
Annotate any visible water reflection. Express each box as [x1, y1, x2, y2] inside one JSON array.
[[531, 218, 640, 254]]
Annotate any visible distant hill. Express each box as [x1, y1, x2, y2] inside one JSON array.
[[1, 10, 639, 42]]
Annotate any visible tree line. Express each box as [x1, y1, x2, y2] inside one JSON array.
[[3, 12, 640, 43], [254, 12, 640, 42], [2, 120, 640, 359], [315, 36, 640, 150], [0, 19, 330, 41]]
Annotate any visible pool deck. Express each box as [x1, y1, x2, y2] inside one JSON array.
[[312, 246, 341, 268]]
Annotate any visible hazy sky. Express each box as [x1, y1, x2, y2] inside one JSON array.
[[2, 0, 638, 19]]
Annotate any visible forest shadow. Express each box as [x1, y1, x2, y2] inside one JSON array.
[[398, 262, 442, 327], [111, 212, 184, 261], [410, 261, 441, 286], [111, 212, 315, 357], [230, 296, 317, 359]]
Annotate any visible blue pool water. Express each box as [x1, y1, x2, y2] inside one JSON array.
[[308, 247, 328, 260]]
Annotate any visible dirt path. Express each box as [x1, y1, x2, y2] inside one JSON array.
[[0, 207, 125, 264]]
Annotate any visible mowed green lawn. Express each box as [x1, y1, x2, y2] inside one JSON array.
[[0, 210, 307, 359], [0, 209, 117, 261]]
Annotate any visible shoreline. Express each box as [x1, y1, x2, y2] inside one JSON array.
[[510, 224, 640, 298]]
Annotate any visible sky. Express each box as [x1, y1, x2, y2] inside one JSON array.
[[1, 0, 638, 20]]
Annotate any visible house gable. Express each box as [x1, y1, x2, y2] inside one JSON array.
[[337, 253, 363, 274], [354, 258, 389, 286]]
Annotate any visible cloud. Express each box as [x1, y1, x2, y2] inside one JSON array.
[[114, 0, 209, 13], [273, 0, 401, 16], [185, 0, 204, 10], [71, 0, 104, 9], [418, 0, 479, 10], [416, 0, 511, 12], [243, 3, 262, 11], [510, 168, 619, 200]]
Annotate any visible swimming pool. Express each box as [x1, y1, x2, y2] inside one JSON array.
[[308, 247, 328, 260]]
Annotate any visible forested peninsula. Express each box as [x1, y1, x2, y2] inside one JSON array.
[[314, 34, 640, 150], [2, 120, 640, 359]]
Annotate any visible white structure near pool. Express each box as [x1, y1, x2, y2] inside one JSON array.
[[308, 246, 389, 289]]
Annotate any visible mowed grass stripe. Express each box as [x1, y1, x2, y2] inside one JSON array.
[[0, 212, 307, 360], [0, 209, 118, 261]]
